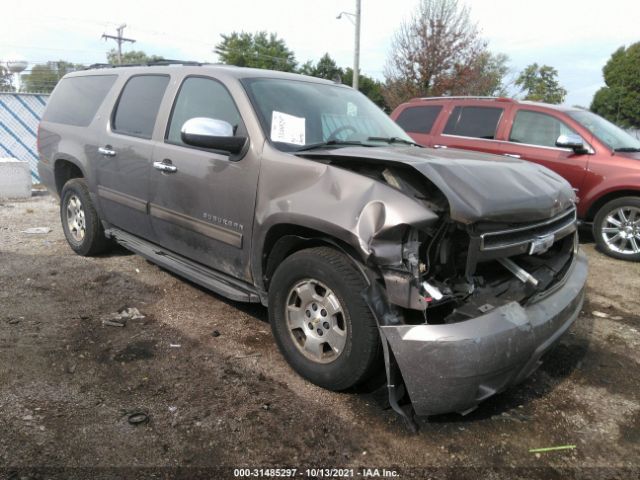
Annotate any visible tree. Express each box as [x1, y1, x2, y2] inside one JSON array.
[[107, 49, 164, 65], [313, 53, 344, 83], [21, 61, 82, 93], [298, 53, 343, 81], [0, 65, 14, 92], [449, 52, 511, 97], [591, 42, 640, 128], [515, 63, 567, 104], [298, 53, 387, 110], [342, 68, 387, 110], [383, 0, 507, 108], [215, 31, 297, 72]]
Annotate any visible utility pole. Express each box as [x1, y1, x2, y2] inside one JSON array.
[[102, 24, 136, 64], [337, 0, 362, 90], [353, 0, 361, 91]]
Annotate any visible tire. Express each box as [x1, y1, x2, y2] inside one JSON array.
[[268, 247, 382, 391], [593, 196, 640, 261], [60, 178, 111, 256]]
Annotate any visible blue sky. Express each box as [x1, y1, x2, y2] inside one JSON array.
[[2, 0, 639, 106]]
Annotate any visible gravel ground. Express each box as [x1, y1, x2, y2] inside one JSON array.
[[1, 193, 639, 479]]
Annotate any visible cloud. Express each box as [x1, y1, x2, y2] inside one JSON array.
[[1, 0, 639, 107]]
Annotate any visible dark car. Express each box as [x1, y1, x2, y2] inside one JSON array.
[[37, 65, 587, 423], [392, 96, 640, 261]]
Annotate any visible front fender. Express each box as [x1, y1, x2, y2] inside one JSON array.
[[252, 147, 439, 292]]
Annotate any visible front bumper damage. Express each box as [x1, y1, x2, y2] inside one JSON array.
[[375, 251, 587, 419]]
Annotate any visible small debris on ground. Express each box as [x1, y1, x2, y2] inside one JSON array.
[[212, 330, 221, 337], [101, 307, 145, 327], [168, 406, 177, 414], [22, 227, 52, 234], [113, 307, 145, 320], [529, 445, 576, 453], [169, 343, 181, 348], [102, 319, 126, 327], [592, 311, 609, 318], [127, 411, 149, 425]]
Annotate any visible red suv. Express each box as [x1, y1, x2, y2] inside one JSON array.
[[391, 97, 640, 261]]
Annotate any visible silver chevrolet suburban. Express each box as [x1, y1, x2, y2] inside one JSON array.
[[37, 62, 587, 426]]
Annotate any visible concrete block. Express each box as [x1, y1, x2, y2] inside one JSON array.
[[0, 158, 31, 199]]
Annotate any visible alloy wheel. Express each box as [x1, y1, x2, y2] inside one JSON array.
[[285, 278, 347, 364], [601, 206, 640, 255], [66, 194, 86, 242]]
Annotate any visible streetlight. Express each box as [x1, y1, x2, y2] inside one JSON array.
[[336, 0, 361, 90]]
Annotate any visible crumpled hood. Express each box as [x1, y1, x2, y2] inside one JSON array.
[[299, 146, 576, 224]]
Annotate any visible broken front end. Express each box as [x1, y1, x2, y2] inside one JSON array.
[[366, 199, 586, 419], [296, 147, 588, 421]]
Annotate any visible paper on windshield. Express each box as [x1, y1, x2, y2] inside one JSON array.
[[271, 111, 306, 145]]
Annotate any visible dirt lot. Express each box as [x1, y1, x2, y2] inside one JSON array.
[[1, 193, 639, 479]]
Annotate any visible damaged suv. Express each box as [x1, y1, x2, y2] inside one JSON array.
[[37, 63, 587, 423]]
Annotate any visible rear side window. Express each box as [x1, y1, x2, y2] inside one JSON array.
[[167, 77, 243, 145], [43, 75, 117, 127], [443, 106, 503, 139], [112, 75, 170, 139], [510, 110, 576, 148], [395, 105, 442, 133]]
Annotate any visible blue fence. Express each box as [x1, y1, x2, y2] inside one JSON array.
[[0, 93, 49, 182]]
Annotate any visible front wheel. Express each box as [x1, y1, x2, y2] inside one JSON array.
[[268, 247, 382, 391], [593, 196, 640, 261]]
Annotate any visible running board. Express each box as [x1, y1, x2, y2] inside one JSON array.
[[105, 228, 261, 303]]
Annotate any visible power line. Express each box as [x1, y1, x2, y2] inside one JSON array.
[[101, 24, 136, 64]]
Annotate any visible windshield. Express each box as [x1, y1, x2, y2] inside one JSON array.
[[241, 77, 414, 152], [568, 110, 640, 152]]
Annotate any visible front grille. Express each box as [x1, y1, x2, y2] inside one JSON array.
[[480, 207, 577, 252]]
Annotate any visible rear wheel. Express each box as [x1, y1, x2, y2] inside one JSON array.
[[60, 178, 111, 256], [593, 196, 640, 261], [268, 247, 382, 391]]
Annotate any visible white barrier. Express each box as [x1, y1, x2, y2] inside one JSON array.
[[0, 158, 31, 199]]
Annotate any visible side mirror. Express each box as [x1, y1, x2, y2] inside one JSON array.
[[556, 134, 586, 153], [181, 117, 247, 154]]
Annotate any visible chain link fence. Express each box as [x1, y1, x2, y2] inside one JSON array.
[[0, 93, 49, 182]]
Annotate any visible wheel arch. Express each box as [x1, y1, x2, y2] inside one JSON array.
[[585, 189, 640, 222], [259, 223, 366, 294], [54, 156, 86, 195]]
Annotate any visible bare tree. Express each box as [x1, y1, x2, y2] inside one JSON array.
[[383, 0, 507, 108]]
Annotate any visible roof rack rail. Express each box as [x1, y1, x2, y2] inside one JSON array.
[[86, 63, 115, 70], [146, 59, 204, 66], [85, 59, 205, 70], [412, 96, 515, 102]]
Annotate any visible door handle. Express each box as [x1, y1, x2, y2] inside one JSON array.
[[503, 153, 521, 159], [98, 146, 116, 157], [433, 144, 448, 149], [153, 160, 177, 173]]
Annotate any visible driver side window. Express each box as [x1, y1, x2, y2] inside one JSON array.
[[167, 76, 244, 146], [510, 110, 576, 148]]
